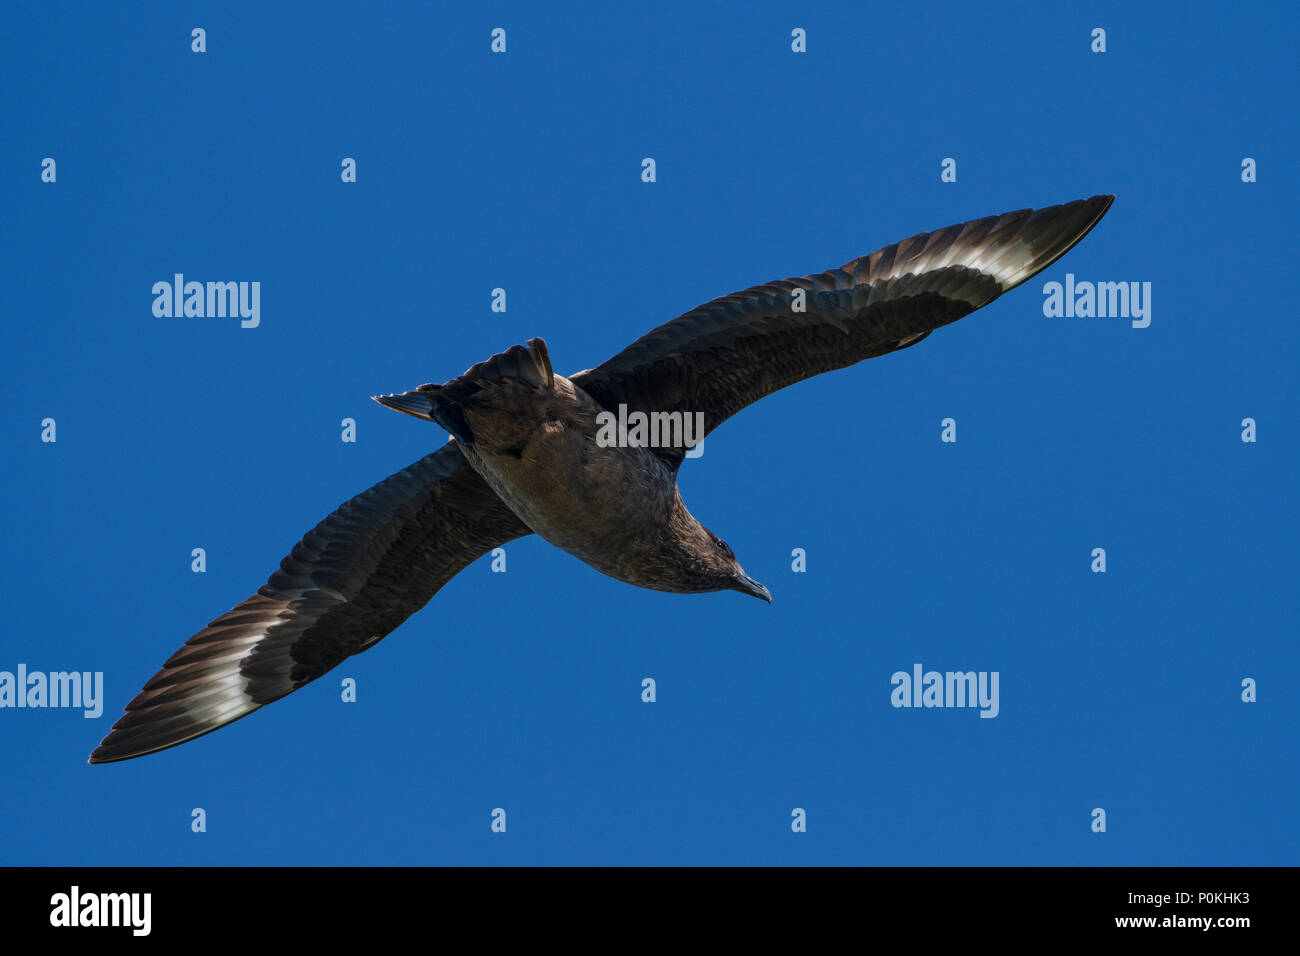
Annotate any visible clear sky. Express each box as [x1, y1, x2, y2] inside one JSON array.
[[2, 1, 1295, 865]]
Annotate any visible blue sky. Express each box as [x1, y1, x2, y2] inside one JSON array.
[[2, 1, 1296, 865]]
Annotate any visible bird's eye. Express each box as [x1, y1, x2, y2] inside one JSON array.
[[714, 538, 728, 551]]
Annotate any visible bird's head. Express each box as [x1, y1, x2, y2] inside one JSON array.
[[695, 526, 772, 604]]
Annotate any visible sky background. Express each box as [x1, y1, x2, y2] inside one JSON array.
[[2, 1, 1296, 865]]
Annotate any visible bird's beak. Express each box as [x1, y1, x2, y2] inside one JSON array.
[[734, 572, 772, 604]]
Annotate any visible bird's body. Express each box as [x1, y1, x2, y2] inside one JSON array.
[[91, 195, 1115, 763], [442, 363, 704, 593]]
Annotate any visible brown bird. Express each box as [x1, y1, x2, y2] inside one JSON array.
[[90, 195, 1114, 763]]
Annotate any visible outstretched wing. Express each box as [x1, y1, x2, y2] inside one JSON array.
[[90, 443, 529, 764], [574, 195, 1114, 468]]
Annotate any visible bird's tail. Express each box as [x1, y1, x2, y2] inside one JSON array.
[[374, 337, 554, 444]]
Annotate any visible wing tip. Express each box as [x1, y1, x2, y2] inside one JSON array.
[[1028, 191, 1117, 278], [88, 734, 140, 765], [88, 699, 264, 765], [1079, 192, 1116, 223], [88, 745, 125, 765]]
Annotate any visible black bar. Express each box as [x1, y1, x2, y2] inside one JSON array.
[[0, 866, 1281, 940]]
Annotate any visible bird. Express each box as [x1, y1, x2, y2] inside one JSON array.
[[90, 195, 1114, 763]]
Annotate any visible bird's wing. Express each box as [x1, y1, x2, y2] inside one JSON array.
[[573, 195, 1114, 469], [90, 443, 529, 764]]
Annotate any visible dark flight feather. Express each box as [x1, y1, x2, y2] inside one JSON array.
[[89, 445, 529, 763], [575, 195, 1114, 468]]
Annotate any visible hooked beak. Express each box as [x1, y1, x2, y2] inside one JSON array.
[[734, 572, 772, 604]]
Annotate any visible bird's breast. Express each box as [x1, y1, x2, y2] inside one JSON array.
[[458, 416, 680, 587]]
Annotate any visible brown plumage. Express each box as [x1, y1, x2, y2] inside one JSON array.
[[90, 195, 1113, 763]]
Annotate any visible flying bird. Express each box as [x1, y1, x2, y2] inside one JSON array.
[[90, 195, 1114, 763]]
